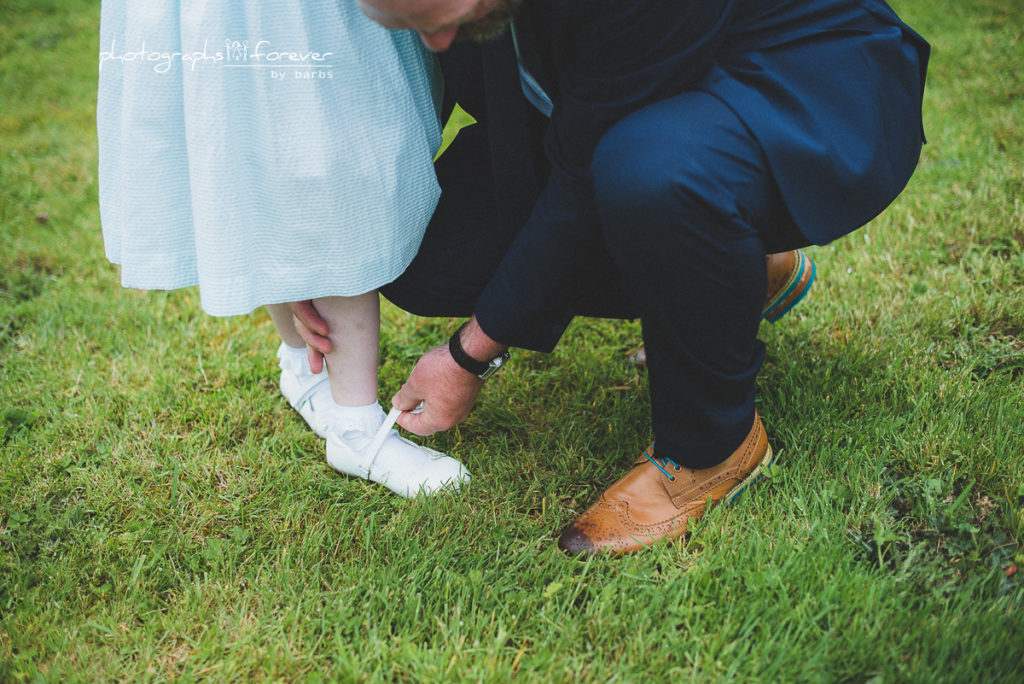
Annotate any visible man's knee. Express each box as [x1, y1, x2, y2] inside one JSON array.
[[592, 100, 732, 235], [591, 109, 688, 224], [591, 94, 772, 253]]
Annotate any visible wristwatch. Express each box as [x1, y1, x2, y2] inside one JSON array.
[[448, 324, 511, 380]]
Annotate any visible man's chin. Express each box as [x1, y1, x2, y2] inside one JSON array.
[[455, 22, 511, 43], [455, 0, 522, 44]]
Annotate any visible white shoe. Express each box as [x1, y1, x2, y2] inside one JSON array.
[[326, 406, 470, 497], [277, 343, 334, 439]]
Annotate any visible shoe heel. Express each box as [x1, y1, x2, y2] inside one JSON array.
[[762, 251, 815, 323]]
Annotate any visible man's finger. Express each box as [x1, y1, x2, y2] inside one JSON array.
[[289, 299, 330, 336], [391, 384, 422, 412], [306, 346, 325, 374], [396, 410, 437, 436], [294, 316, 331, 356]]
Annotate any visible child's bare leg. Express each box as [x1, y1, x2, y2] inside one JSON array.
[[266, 303, 305, 349], [311, 293, 379, 406]]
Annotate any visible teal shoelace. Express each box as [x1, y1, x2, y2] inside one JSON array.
[[643, 446, 681, 481]]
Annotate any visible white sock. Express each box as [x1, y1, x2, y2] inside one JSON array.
[[331, 402, 386, 435], [278, 342, 319, 377]]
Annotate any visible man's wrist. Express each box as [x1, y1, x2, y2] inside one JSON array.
[[449, 319, 510, 380], [459, 316, 507, 361]]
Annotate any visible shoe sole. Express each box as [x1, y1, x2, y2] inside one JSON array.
[[723, 443, 775, 506], [762, 250, 816, 323]]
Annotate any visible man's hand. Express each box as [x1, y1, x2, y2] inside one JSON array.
[[393, 317, 507, 435], [287, 300, 331, 373], [392, 344, 485, 435]]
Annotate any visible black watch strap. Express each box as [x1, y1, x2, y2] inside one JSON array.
[[448, 324, 510, 379]]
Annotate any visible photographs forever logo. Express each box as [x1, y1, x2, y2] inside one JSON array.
[[99, 39, 335, 79]]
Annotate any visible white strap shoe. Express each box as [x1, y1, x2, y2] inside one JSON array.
[[326, 407, 470, 497], [277, 343, 334, 439]]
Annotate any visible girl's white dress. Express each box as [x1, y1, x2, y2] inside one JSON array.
[[98, 1, 442, 315]]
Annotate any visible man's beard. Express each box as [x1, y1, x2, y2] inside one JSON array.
[[456, 0, 524, 43]]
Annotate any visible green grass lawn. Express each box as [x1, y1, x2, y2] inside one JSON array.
[[2, 0, 1022, 680]]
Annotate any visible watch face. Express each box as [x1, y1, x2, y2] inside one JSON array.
[[479, 352, 510, 379]]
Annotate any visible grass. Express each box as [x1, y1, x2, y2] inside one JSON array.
[[2, 0, 1022, 680]]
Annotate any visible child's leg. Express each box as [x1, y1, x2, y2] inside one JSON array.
[[265, 303, 305, 349], [266, 294, 385, 437], [267, 302, 333, 438], [310, 293, 379, 406], [312, 292, 470, 497]]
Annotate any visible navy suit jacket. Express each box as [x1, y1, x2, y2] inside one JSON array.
[[460, 0, 929, 351]]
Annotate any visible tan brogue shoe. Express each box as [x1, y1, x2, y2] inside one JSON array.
[[557, 413, 773, 556], [627, 249, 815, 365]]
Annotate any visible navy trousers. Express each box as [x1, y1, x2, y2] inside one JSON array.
[[590, 91, 804, 466], [382, 44, 808, 468]]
